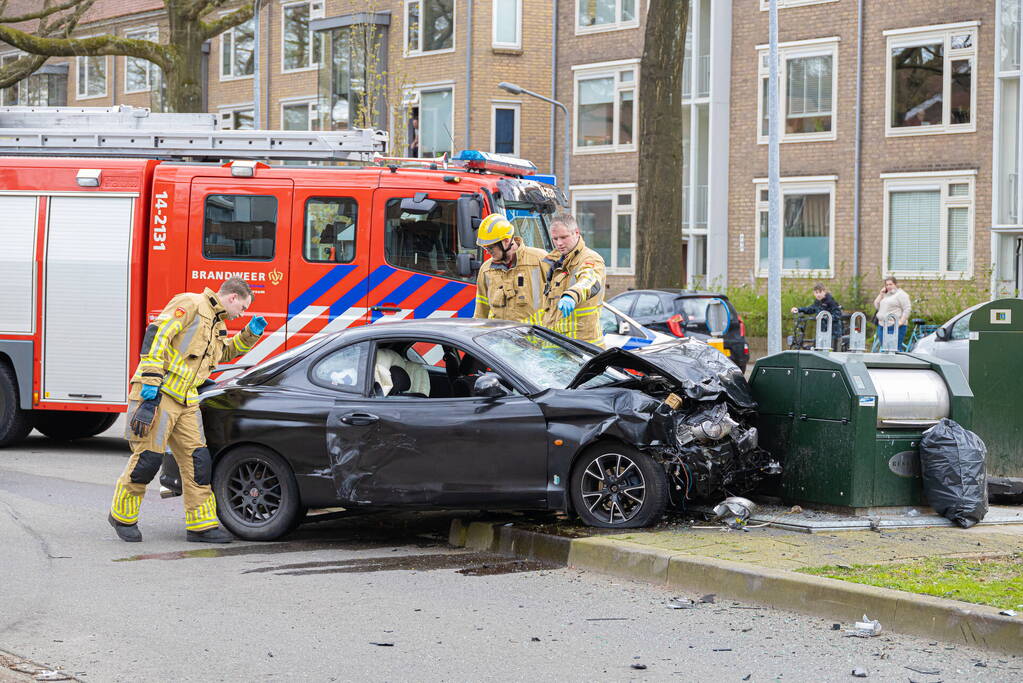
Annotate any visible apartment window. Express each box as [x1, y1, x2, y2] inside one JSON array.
[[492, 103, 519, 156], [283, 99, 320, 130], [576, 0, 638, 33], [125, 27, 159, 94], [493, 0, 521, 48], [574, 62, 637, 152], [221, 18, 255, 79], [416, 87, 454, 157], [759, 0, 838, 8], [0, 53, 19, 106], [283, 1, 323, 71], [757, 39, 837, 142], [219, 106, 254, 130], [884, 173, 975, 277], [886, 23, 977, 136], [406, 0, 455, 55], [76, 50, 106, 99], [755, 178, 835, 275], [572, 186, 635, 272]]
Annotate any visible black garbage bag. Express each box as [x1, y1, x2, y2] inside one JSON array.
[[919, 418, 988, 528]]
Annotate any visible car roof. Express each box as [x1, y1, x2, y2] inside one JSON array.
[[317, 317, 525, 344], [617, 289, 729, 299]]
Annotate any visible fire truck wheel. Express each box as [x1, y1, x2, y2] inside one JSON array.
[[213, 446, 301, 541], [33, 411, 119, 441], [0, 362, 33, 448]]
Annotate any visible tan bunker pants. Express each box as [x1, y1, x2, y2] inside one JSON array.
[[110, 393, 218, 531]]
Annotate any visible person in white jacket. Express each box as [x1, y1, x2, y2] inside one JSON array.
[[873, 276, 912, 351]]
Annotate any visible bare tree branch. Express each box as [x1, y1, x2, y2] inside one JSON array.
[[200, 4, 253, 40], [0, 0, 90, 25]]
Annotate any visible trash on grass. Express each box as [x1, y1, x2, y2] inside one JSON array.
[[999, 609, 1017, 617], [845, 614, 882, 638]]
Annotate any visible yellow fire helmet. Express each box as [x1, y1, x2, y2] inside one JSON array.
[[476, 213, 514, 247]]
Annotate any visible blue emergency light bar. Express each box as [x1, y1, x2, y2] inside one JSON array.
[[453, 150, 538, 177]]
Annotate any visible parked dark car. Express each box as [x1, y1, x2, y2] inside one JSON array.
[[199, 320, 775, 540], [608, 289, 750, 371]]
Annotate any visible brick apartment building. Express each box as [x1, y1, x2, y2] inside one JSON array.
[[730, 0, 1021, 300], [1, 0, 1019, 297]]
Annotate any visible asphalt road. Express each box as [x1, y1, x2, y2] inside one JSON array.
[[0, 418, 1018, 682]]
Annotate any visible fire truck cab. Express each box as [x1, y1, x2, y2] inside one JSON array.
[[0, 108, 563, 446]]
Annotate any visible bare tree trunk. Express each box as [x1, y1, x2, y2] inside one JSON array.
[[635, 0, 687, 289], [166, 5, 205, 113]]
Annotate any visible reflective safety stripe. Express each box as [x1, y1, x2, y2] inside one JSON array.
[[110, 481, 142, 524], [184, 493, 219, 531]]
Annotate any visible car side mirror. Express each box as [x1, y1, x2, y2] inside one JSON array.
[[456, 252, 480, 278], [474, 372, 509, 398], [935, 327, 949, 341]]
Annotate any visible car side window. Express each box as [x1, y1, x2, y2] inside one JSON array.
[[633, 293, 663, 318], [950, 312, 973, 341], [311, 342, 369, 393], [305, 197, 358, 263], [611, 293, 638, 314], [600, 307, 619, 335]]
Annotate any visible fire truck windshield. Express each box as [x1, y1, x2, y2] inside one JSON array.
[[504, 204, 553, 253]]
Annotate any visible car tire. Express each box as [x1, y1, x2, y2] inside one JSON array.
[[570, 443, 668, 529], [0, 362, 33, 448], [213, 446, 301, 541], [34, 411, 118, 441]]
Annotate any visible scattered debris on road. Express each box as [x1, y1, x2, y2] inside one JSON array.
[[845, 615, 883, 638]]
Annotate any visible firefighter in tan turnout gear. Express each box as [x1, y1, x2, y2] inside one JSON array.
[[473, 213, 548, 322], [108, 278, 266, 543], [540, 212, 607, 346]]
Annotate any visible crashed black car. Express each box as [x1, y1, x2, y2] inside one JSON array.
[[199, 320, 777, 540]]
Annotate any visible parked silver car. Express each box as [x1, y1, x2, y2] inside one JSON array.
[[909, 302, 987, 379]]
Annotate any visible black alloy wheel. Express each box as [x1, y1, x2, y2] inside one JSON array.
[[213, 447, 301, 541], [570, 444, 668, 529]]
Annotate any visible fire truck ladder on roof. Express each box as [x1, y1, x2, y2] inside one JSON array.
[[0, 105, 387, 161]]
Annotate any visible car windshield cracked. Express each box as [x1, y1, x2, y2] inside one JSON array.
[[475, 327, 626, 390]]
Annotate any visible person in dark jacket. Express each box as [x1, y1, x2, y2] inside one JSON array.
[[791, 283, 843, 348]]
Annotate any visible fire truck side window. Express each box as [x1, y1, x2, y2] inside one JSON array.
[[304, 197, 358, 263], [203, 194, 277, 261], [384, 197, 475, 282]]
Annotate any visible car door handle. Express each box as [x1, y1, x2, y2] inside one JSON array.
[[340, 412, 379, 426], [370, 305, 402, 313]]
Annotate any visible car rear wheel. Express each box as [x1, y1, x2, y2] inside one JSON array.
[[214, 447, 301, 541], [570, 444, 668, 528]]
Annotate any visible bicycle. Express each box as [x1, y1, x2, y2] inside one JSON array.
[[905, 317, 939, 350], [787, 313, 849, 351]]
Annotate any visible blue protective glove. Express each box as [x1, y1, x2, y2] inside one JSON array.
[[140, 383, 159, 401], [557, 295, 576, 318], [249, 315, 268, 336]]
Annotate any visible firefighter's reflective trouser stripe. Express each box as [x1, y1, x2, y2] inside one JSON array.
[[110, 393, 218, 531]]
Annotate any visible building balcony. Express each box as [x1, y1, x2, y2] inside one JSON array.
[[681, 184, 709, 229]]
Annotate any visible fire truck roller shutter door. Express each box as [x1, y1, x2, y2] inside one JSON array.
[[0, 196, 38, 335]]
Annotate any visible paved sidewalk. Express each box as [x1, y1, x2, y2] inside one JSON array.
[[450, 514, 1023, 655]]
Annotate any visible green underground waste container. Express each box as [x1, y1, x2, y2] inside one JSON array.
[[750, 350, 973, 512], [968, 298, 1023, 482]]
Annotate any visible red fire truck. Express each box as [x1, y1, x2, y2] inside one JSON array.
[[0, 106, 562, 446]]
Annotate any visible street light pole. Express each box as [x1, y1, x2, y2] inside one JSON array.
[[767, 0, 782, 355], [499, 81, 570, 197]]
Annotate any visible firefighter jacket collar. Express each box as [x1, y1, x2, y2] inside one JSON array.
[[486, 236, 526, 271], [202, 288, 229, 321]]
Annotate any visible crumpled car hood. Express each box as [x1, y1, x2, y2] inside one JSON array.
[[566, 339, 755, 409]]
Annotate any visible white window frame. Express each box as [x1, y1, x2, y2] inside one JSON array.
[[753, 176, 837, 278], [573, 58, 639, 155], [759, 0, 838, 9], [280, 96, 319, 129], [492, 0, 522, 49], [220, 17, 255, 81], [123, 26, 159, 94], [404, 81, 456, 158], [405, 0, 457, 57], [76, 39, 107, 100], [575, 0, 640, 35], [885, 22, 979, 137], [281, 1, 321, 73], [881, 170, 977, 280], [218, 103, 255, 130], [757, 37, 839, 144], [490, 100, 520, 157], [571, 183, 637, 274]]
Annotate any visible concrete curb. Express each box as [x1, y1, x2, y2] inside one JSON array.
[[449, 520, 1023, 655]]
